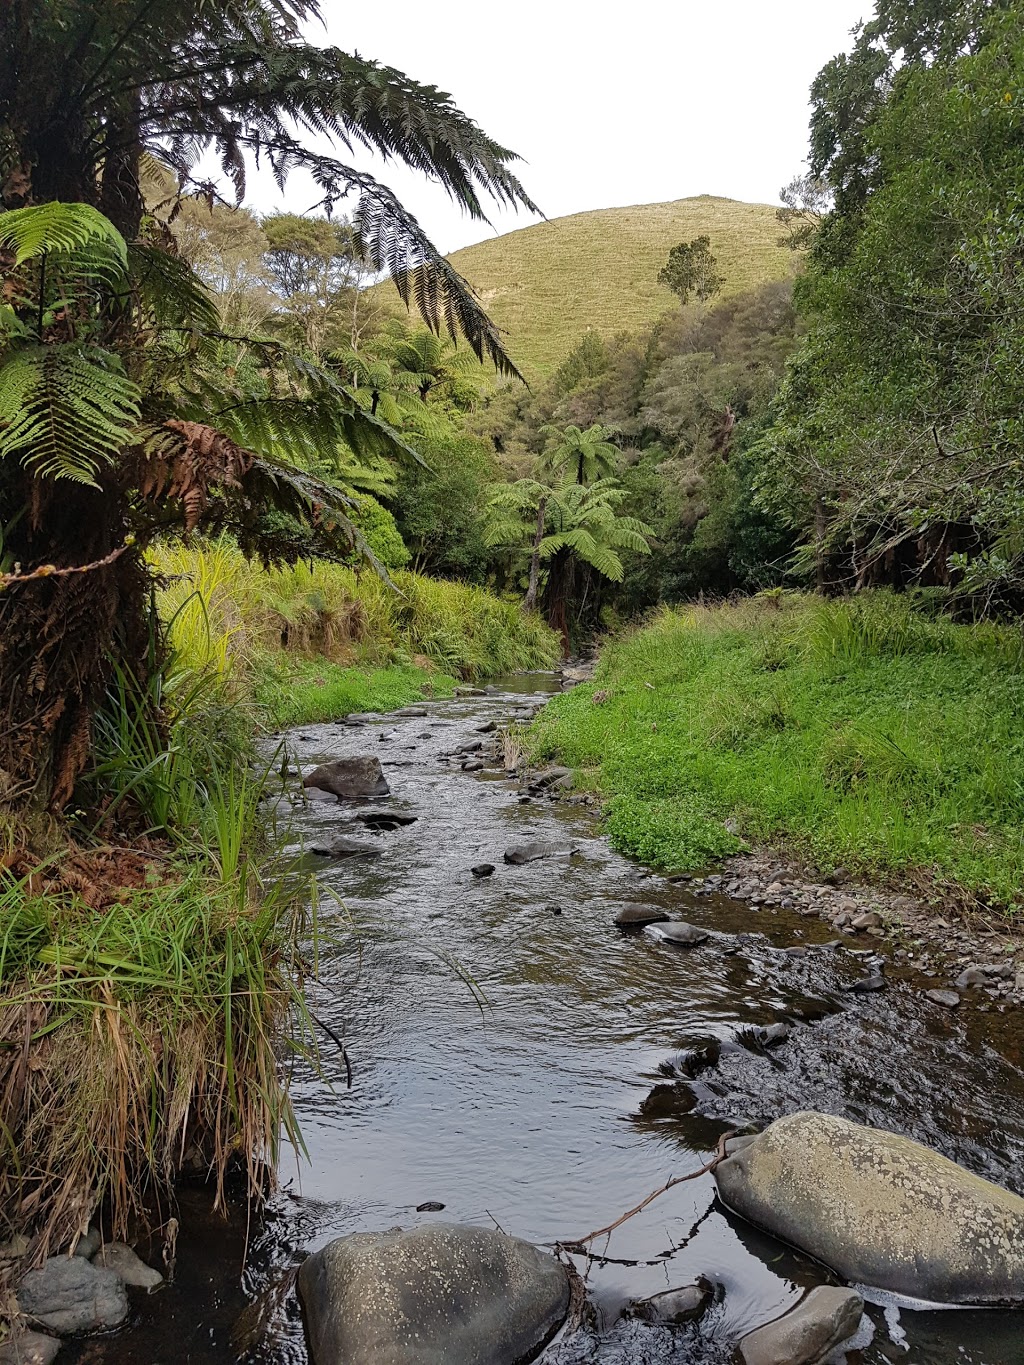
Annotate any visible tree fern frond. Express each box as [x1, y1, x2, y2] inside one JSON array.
[[129, 242, 222, 333], [0, 202, 128, 268], [0, 344, 140, 485]]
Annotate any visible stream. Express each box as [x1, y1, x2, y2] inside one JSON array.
[[70, 676, 1024, 1365]]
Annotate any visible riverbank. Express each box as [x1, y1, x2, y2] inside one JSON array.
[[529, 592, 1024, 927], [0, 546, 558, 1342]]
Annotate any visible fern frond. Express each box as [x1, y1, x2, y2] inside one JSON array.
[[0, 203, 128, 268], [0, 345, 140, 485], [129, 242, 222, 333]]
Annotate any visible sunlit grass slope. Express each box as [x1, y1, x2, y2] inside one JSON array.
[[529, 594, 1024, 911], [445, 196, 796, 378]]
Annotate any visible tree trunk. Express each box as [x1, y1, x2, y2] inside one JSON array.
[[0, 470, 148, 812], [543, 546, 574, 659], [524, 495, 547, 611]]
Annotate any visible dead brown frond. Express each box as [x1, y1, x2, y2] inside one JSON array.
[[139, 422, 254, 532]]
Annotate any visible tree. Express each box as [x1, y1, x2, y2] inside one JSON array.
[[0, 0, 537, 810], [539, 423, 618, 486], [657, 236, 724, 306], [776, 174, 831, 251], [486, 477, 652, 649]]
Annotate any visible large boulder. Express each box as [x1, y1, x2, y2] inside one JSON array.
[[17, 1256, 128, 1334], [297, 1223, 569, 1365], [739, 1287, 864, 1365], [303, 757, 390, 801], [715, 1111, 1024, 1304]]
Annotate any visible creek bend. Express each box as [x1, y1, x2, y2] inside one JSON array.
[[69, 677, 1024, 1365]]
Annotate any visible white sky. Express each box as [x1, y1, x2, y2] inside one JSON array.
[[241, 0, 871, 254]]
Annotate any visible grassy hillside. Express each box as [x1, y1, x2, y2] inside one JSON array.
[[445, 195, 796, 379]]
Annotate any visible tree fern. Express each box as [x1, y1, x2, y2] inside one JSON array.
[[0, 345, 140, 484], [0, 202, 128, 268]]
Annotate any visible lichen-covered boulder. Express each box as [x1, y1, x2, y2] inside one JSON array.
[[715, 1111, 1024, 1304], [297, 1223, 569, 1365]]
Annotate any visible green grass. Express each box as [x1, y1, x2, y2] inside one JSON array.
[[253, 658, 455, 729], [529, 593, 1024, 911], [153, 539, 559, 728], [441, 196, 796, 379]]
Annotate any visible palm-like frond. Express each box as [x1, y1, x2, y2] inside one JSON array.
[[0, 202, 127, 269], [0, 344, 140, 484]]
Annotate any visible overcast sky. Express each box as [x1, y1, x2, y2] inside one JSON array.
[[243, 0, 871, 253]]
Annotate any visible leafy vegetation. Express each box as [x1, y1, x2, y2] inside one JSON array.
[[530, 594, 1024, 909]]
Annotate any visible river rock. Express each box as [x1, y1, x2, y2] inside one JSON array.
[[648, 922, 709, 947], [395, 706, 428, 717], [304, 757, 390, 801], [614, 904, 671, 928], [355, 810, 418, 830], [462, 759, 484, 772], [739, 1286, 864, 1365], [715, 1111, 1024, 1303], [297, 1223, 569, 1365], [92, 1242, 162, 1289], [528, 766, 571, 790], [0, 1331, 62, 1365], [17, 1256, 128, 1333], [311, 836, 383, 858], [926, 988, 961, 1009], [503, 842, 572, 866], [454, 686, 487, 697], [633, 1280, 710, 1325], [471, 864, 495, 878]]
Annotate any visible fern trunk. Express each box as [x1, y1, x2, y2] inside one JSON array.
[[0, 470, 148, 812], [543, 546, 574, 659]]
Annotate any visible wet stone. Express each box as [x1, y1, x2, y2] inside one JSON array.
[[504, 842, 572, 866], [614, 904, 671, 928], [92, 1242, 163, 1290], [926, 988, 961, 1009], [471, 864, 495, 878], [647, 922, 709, 948], [355, 810, 418, 830], [631, 1280, 711, 1325], [17, 1257, 128, 1334], [311, 836, 383, 859], [303, 756, 390, 801], [739, 1286, 864, 1365]]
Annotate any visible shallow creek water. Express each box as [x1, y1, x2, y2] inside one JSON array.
[[70, 678, 1024, 1365]]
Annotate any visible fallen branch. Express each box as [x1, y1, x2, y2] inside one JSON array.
[[554, 1129, 736, 1253]]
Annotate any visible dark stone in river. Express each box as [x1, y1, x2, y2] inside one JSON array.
[[614, 904, 671, 928], [355, 810, 418, 830], [17, 1257, 129, 1334], [632, 1280, 711, 1325], [297, 1223, 569, 1365], [304, 756, 390, 801], [926, 988, 961, 1009], [416, 1202, 445, 1213], [503, 842, 572, 866], [715, 1111, 1024, 1303], [647, 922, 709, 947], [739, 1286, 864, 1365], [311, 836, 383, 859], [461, 759, 485, 772], [395, 706, 429, 717], [471, 864, 495, 878]]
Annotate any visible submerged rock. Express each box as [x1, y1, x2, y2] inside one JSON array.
[[303, 756, 390, 801], [614, 904, 670, 928], [503, 842, 572, 866], [715, 1111, 1024, 1303], [739, 1286, 864, 1365], [297, 1223, 569, 1365], [647, 922, 709, 947], [0, 1331, 62, 1364], [471, 864, 496, 878], [631, 1280, 711, 1325], [92, 1242, 162, 1289], [311, 836, 383, 858], [354, 810, 418, 830], [17, 1256, 128, 1334]]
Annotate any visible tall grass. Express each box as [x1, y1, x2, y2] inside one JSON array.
[[152, 539, 558, 726], [530, 592, 1024, 910]]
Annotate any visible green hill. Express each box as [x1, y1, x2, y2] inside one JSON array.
[[445, 195, 797, 380]]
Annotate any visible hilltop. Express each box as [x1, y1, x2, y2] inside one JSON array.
[[445, 195, 797, 379]]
